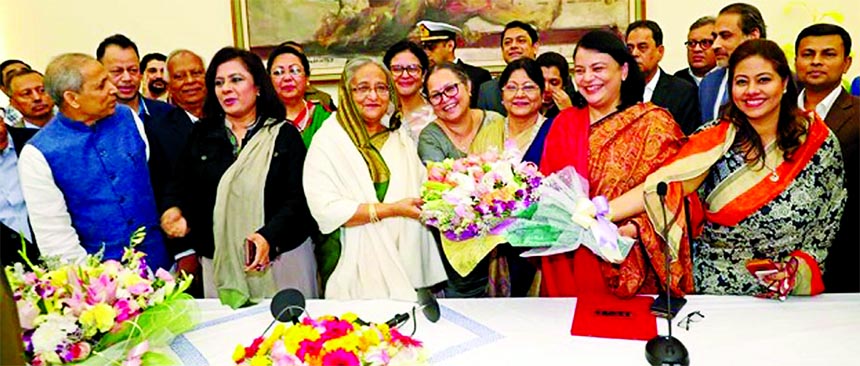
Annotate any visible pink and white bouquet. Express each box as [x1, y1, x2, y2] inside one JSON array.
[[233, 312, 427, 366], [4, 229, 197, 365], [420, 149, 542, 241]]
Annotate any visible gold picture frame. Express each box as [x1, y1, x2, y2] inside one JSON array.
[[232, 0, 646, 81]]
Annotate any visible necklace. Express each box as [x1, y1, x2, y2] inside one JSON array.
[[762, 141, 780, 182], [442, 111, 480, 152]]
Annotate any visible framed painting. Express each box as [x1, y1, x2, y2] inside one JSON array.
[[232, 0, 645, 80]]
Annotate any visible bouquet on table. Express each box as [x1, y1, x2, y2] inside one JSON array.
[[504, 166, 635, 263], [420, 148, 542, 276], [233, 312, 427, 366], [4, 229, 197, 365]]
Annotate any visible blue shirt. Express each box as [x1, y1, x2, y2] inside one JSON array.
[[0, 131, 32, 242]]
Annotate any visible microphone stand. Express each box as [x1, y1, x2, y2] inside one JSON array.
[[645, 182, 689, 366]]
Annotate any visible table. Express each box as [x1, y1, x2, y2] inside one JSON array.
[[169, 294, 860, 365]]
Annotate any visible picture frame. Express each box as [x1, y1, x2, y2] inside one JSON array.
[[232, 0, 646, 81]]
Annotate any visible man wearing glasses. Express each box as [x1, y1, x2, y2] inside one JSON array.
[[674, 16, 717, 87], [415, 20, 491, 107]]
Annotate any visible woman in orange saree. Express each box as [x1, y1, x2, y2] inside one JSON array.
[[539, 30, 694, 298]]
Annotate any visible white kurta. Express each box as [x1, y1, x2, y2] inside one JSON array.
[[303, 114, 447, 301]]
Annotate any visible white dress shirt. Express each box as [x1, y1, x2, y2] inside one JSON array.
[[797, 85, 843, 120], [643, 68, 662, 103]]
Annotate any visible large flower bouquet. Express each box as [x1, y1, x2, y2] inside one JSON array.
[[233, 312, 427, 366], [5, 230, 197, 365], [420, 149, 542, 276]]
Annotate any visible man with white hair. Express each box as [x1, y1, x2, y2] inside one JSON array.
[[18, 53, 171, 271]]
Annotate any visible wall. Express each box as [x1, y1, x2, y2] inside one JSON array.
[[1, 0, 858, 106]]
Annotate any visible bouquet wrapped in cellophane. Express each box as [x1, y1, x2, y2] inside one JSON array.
[[420, 149, 542, 276], [505, 166, 635, 263], [4, 228, 198, 365]]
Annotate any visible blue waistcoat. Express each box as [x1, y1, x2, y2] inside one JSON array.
[[27, 107, 171, 271]]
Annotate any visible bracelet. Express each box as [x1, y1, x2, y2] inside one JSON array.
[[368, 203, 380, 223]]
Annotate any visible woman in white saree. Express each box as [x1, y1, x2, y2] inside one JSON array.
[[303, 58, 447, 300]]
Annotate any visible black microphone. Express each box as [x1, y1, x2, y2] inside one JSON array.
[[262, 288, 306, 336], [383, 288, 442, 334], [645, 182, 690, 366]]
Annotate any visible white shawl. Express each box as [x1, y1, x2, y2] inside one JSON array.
[[303, 114, 447, 301]]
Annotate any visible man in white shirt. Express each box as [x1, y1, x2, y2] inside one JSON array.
[[626, 20, 700, 134], [795, 23, 859, 293]]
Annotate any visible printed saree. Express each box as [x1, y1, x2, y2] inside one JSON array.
[[539, 103, 693, 298], [644, 115, 845, 295]]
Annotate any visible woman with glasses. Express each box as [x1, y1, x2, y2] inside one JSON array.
[[303, 57, 446, 300], [539, 30, 693, 298], [467, 58, 556, 297], [417, 63, 505, 298], [267, 44, 333, 147], [418, 63, 505, 163], [625, 40, 844, 297], [160, 47, 317, 308], [383, 41, 436, 141]]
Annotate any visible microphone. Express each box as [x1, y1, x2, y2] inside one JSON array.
[[645, 181, 690, 366], [384, 288, 442, 334], [261, 288, 307, 336]]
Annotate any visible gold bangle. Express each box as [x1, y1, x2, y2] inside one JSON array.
[[368, 203, 380, 223]]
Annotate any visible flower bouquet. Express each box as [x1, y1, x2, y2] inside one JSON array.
[[420, 149, 542, 276], [504, 166, 635, 263], [233, 312, 427, 366], [5, 229, 198, 365]]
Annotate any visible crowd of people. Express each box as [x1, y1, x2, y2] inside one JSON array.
[[2, 3, 857, 308]]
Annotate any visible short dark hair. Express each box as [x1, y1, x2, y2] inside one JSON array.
[[535, 52, 572, 89], [383, 40, 430, 75], [0, 59, 31, 88], [501, 21, 539, 46], [795, 23, 852, 58], [573, 30, 644, 110], [6, 69, 44, 93], [423, 62, 470, 97], [689, 16, 716, 32], [279, 40, 304, 53], [96, 34, 140, 61], [140, 53, 167, 71], [719, 3, 766, 38], [498, 58, 545, 94], [266, 43, 311, 77], [203, 47, 285, 120], [626, 20, 663, 47]]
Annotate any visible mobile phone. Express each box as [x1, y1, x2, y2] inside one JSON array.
[[650, 294, 687, 319], [245, 239, 256, 266], [746, 259, 779, 276]]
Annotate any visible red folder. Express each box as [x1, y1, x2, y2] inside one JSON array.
[[571, 295, 657, 341]]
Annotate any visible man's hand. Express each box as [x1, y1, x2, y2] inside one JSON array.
[[161, 207, 190, 238]]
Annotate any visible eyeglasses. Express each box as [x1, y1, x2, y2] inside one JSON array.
[[685, 39, 714, 50], [676, 311, 705, 331], [502, 82, 540, 95], [271, 65, 305, 78], [351, 84, 390, 98], [427, 83, 461, 105], [390, 64, 422, 77]]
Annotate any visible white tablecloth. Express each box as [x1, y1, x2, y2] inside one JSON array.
[[169, 294, 860, 365]]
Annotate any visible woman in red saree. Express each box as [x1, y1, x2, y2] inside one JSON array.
[[539, 30, 694, 298]]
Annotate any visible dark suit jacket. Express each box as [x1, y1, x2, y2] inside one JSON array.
[[457, 60, 492, 108], [698, 66, 728, 123], [822, 88, 860, 292], [673, 67, 699, 87], [477, 78, 505, 115], [652, 69, 701, 135], [2, 127, 41, 267]]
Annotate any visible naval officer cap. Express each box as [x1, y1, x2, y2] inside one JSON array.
[[416, 20, 462, 43]]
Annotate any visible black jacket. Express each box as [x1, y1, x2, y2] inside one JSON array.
[[457, 60, 492, 108], [651, 69, 701, 135], [163, 116, 316, 259]]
